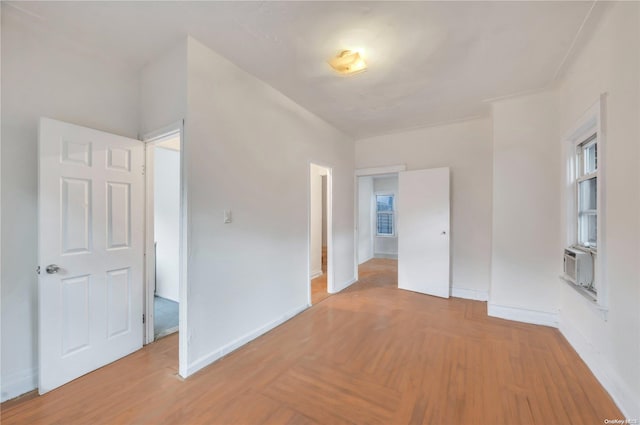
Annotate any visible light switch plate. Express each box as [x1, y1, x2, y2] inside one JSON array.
[[224, 209, 232, 224]]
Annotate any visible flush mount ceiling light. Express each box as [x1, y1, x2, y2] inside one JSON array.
[[328, 50, 367, 75]]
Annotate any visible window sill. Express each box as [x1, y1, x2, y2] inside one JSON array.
[[376, 234, 396, 238], [559, 276, 608, 321], [572, 244, 597, 255]]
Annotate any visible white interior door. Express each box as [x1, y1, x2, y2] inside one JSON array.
[[398, 168, 450, 298], [38, 118, 144, 393]]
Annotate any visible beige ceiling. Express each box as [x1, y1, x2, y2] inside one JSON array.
[[4, 1, 605, 138]]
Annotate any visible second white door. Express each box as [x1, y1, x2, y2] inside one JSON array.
[[397, 168, 450, 298]]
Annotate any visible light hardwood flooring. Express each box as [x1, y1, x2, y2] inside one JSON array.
[[311, 246, 330, 305], [310, 273, 329, 305], [1, 259, 622, 424]]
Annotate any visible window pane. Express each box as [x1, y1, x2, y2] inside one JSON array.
[[586, 214, 597, 247], [584, 142, 597, 174], [578, 177, 597, 247], [578, 177, 597, 211], [376, 195, 394, 212], [377, 213, 393, 235], [579, 212, 597, 248]]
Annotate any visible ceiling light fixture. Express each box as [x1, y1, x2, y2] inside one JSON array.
[[328, 50, 367, 76]]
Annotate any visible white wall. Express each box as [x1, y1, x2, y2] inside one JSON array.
[[355, 118, 493, 299], [0, 6, 140, 401], [154, 147, 180, 302], [184, 37, 355, 375], [555, 2, 640, 417], [373, 176, 397, 193], [373, 176, 398, 257], [489, 90, 561, 323], [139, 41, 187, 137], [486, 3, 640, 416], [357, 176, 374, 264], [309, 164, 326, 278]]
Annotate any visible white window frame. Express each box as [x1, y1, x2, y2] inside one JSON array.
[[375, 193, 396, 237], [562, 95, 607, 314], [575, 134, 598, 251]]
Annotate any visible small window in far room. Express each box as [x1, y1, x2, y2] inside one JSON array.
[[376, 194, 395, 236]]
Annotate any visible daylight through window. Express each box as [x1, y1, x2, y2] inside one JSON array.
[[376, 194, 395, 236]]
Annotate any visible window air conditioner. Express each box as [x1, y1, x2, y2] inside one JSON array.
[[563, 247, 593, 287]]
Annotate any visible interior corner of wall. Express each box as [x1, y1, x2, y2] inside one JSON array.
[[0, 367, 38, 403]]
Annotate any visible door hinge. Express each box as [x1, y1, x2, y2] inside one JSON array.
[[142, 164, 146, 176], [142, 313, 145, 324], [36, 266, 41, 275]]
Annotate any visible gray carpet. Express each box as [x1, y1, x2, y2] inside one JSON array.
[[154, 296, 179, 339]]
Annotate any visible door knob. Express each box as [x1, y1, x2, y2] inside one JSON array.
[[441, 231, 447, 235], [46, 264, 61, 274]]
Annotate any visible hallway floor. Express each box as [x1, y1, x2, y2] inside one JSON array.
[[1, 259, 622, 424], [154, 296, 179, 339], [310, 273, 329, 305]]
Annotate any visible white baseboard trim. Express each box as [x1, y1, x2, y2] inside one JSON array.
[[451, 287, 489, 301], [357, 255, 374, 265], [1, 367, 38, 402], [332, 277, 357, 294], [185, 304, 309, 377], [487, 303, 559, 328], [309, 270, 323, 280], [559, 314, 639, 419], [374, 253, 398, 259]]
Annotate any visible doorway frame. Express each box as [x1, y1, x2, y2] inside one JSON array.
[[353, 165, 406, 282], [308, 162, 334, 304], [142, 120, 188, 377]]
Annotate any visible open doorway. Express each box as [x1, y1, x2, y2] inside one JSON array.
[[357, 173, 399, 282], [144, 126, 182, 343], [355, 166, 451, 298], [354, 166, 407, 284], [309, 163, 332, 305]]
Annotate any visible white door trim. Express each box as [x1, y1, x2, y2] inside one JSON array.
[[355, 164, 407, 177], [142, 120, 188, 378]]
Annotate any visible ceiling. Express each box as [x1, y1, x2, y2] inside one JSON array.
[[156, 135, 181, 152], [4, 1, 602, 138]]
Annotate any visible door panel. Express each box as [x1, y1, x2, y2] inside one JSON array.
[[61, 178, 92, 254], [107, 182, 131, 249], [107, 147, 132, 171], [398, 168, 450, 298], [106, 267, 132, 338], [39, 118, 144, 394], [61, 275, 91, 356]]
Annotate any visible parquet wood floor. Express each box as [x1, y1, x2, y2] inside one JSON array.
[[1, 259, 622, 424]]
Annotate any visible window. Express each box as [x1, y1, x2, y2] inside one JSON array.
[[576, 134, 598, 249], [376, 194, 395, 236], [562, 97, 605, 312]]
